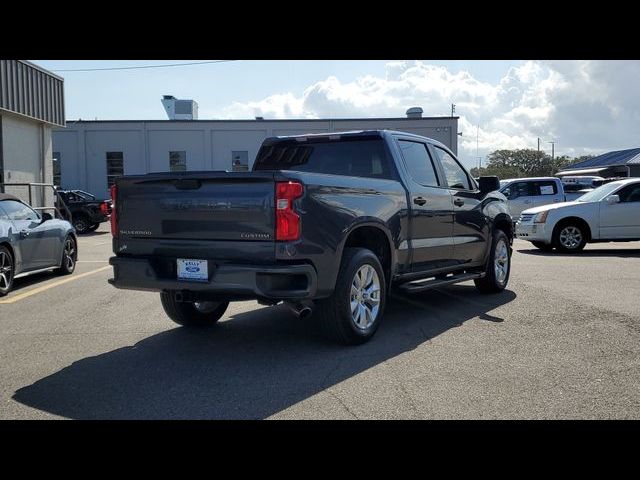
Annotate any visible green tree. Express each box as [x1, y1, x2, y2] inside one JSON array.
[[470, 149, 591, 180]]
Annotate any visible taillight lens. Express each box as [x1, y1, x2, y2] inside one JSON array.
[[110, 184, 118, 237], [275, 181, 303, 241], [100, 201, 108, 215]]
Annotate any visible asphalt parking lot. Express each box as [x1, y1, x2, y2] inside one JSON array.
[[1, 223, 639, 419]]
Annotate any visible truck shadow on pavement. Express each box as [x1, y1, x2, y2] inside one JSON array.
[[13, 285, 515, 419]]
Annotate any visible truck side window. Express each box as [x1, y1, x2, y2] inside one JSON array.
[[398, 140, 439, 187], [505, 182, 530, 199], [533, 181, 558, 195], [433, 146, 471, 190]]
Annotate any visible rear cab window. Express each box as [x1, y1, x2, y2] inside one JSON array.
[[253, 136, 396, 180]]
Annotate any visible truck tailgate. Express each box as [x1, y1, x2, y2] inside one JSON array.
[[115, 172, 276, 263]]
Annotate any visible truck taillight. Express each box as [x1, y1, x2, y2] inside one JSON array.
[[100, 201, 109, 215], [110, 184, 118, 237], [275, 181, 303, 241]]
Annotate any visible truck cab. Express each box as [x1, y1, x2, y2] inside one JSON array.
[[499, 177, 565, 220]]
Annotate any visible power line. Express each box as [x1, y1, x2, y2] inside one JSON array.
[[52, 60, 239, 72]]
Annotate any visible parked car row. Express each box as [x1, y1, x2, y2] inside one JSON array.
[[498, 176, 596, 221], [516, 178, 640, 252]]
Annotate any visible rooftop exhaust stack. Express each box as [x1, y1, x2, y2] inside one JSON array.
[[161, 95, 198, 120], [406, 107, 423, 119]]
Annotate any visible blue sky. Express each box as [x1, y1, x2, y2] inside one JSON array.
[[31, 60, 640, 167], [33, 60, 524, 120]]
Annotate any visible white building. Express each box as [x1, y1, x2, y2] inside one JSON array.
[[53, 103, 459, 198], [0, 60, 65, 208]]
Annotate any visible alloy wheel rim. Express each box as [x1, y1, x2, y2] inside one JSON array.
[[559, 226, 582, 249], [494, 239, 509, 285], [64, 238, 76, 270], [0, 251, 12, 290], [350, 264, 381, 330]]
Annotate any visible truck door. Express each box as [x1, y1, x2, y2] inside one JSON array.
[[532, 180, 563, 208], [430, 145, 489, 266], [503, 181, 536, 218], [395, 139, 455, 272]]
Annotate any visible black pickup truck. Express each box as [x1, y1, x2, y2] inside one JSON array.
[[56, 190, 112, 234], [109, 130, 513, 345]]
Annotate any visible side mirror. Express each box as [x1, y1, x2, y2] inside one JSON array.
[[41, 212, 53, 222], [605, 195, 620, 205], [479, 176, 501, 194]]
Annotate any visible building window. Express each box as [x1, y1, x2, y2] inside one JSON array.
[[106, 152, 124, 188], [169, 151, 187, 172], [52, 152, 61, 187], [232, 151, 249, 172]]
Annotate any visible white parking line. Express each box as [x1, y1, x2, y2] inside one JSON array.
[[0, 266, 111, 304]]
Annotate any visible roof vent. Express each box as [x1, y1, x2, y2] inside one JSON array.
[[406, 107, 423, 119], [255, 116, 264, 120], [161, 95, 198, 120]]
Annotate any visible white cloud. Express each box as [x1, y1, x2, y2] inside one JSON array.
[[218, 60, 640, 168]]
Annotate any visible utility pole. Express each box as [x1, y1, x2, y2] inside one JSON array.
[[548, 140, 555, 161], [476, 124, 480, 170], [451, 104, 456, 117], [537, 137, 540, 153]]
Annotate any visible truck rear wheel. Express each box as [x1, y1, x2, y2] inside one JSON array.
[[160, 292, 229, 327], [316, 247, 386, 345]]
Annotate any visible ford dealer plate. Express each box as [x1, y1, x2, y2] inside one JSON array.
[[177, 259, 208, 282]]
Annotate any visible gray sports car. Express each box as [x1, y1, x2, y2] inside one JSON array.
[[0, 193, 77, 296]]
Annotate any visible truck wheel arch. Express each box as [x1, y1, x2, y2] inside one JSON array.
[[334, 221, 396, 291], [493, 213, 514, 242]]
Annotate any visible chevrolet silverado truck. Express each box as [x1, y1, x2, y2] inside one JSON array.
[[108, 130, 513, 345]]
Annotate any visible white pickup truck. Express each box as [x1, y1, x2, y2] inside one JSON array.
[[516, 178, 640, 252], [499, 177, 590, 220]]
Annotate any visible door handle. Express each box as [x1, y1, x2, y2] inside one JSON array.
[[413, 196, 427, 206], [20, 229, 30, 238], [454, 198, 465, 207], [524, 200, 532, 204]]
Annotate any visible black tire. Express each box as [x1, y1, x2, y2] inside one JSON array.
[[0, 246, 14, 297], [73, 215, 91, 234], [475, 229, 511, 294], [316, 247, 386, 345], [57, 235, 77, 275], [87, 223, 100, 232], [553, 221, 587, 253], [160, 292, 229, 327], [531, 241, 554, 252]]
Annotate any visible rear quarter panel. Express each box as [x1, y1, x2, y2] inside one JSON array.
[[276, 171, 409, 297]]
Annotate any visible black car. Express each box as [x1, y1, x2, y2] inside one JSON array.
[[56, 189, 112, 234], [108, 130, 513, 345]]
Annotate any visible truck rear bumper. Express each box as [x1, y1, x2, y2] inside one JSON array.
[[108, 256, 317, 300]]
